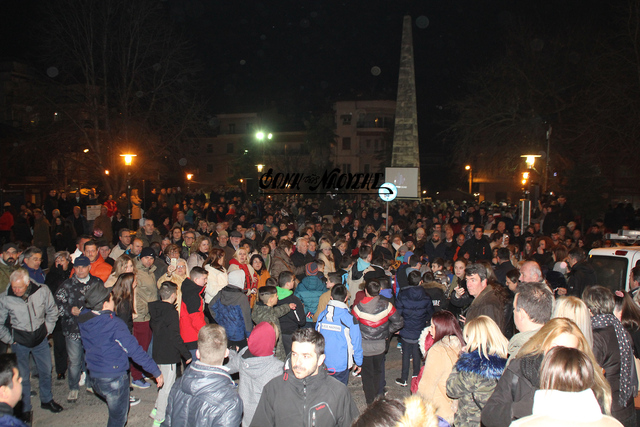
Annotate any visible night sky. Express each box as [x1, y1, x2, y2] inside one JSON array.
[[1, 0, 615, 184]]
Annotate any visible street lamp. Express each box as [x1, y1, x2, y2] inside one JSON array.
[[120, 154, 137, 228], [521, 154, 541, 169], [256, 164, 264, 173], [186, 173, 193, 192], [465, 165, 472, 194]]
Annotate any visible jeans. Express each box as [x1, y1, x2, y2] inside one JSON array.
[[154, 364, 177, 422], [362, 353, 385, 405], [332, 369, 349, 386], [91, 373, 130, 427], [13, 339, 53, 412], [66, 336, 86, 390], [131, 321, 152, 381], [400, 338, 422, 382]]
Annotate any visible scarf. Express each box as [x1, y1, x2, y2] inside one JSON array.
[[591, 313, 636, 406], [229, 259, 255, 292]]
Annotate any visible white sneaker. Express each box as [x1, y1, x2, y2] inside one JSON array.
[[79, 372, 86, 387], [67, 390, 78, 402]]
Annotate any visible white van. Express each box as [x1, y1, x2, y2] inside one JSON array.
[[588, 247, 640, 291]]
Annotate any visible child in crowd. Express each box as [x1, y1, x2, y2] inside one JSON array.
[[312, 272, 342, 322], [274, 272, 306, 356], [149, 282, 192, 426], [316, 284, 363, 385], [252, 285, 296, 361], [294, 261, 326, 326], [226, 322, 284, 427]]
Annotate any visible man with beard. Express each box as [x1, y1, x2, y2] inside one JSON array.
[[251, 328, 359, 427], [0, 244, 18, 294], [423, 230, 447, 264]]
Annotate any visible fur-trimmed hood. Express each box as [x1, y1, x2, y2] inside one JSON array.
[[421, 280, 447, 293], [396, 395, 441, 427], [454, 350, 507, 380]]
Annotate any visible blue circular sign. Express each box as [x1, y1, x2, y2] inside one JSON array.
[[379, 182, 398, 202]]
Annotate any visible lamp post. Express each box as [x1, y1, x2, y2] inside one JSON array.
[[120, 154, 136, 228], [465, 165, 472, 194], [256, 131, 272, 168], [186, 173, 193, 193]]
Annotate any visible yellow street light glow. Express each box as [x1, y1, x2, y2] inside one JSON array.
[[256, 131, 265, 140], [239, 179, 244, 183], [186, 174, 193, 180], [521, 154, 541, 167], [83, 149, 89, 153], [522, 179, 528, 185], [104, 170, 109, 175], [256, 164, 264, 172], [522, 172, 530, 179], [465, 165, 471, 170], [120, 154, 137, 166]]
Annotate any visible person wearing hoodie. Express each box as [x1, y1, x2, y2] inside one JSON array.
[[251, 328, 359, 427], [226, 322, 284, 427], [149, 282, 192, 427], [316, 284, 363, 386], [294, 261, 326, 326], [78, 282, 163, 427], [179, 266, 208, 361], [352, 279, 404, 405], [273, 271, 306, 356], [395, 270, 434, 388], [210, 269, 253, 349]]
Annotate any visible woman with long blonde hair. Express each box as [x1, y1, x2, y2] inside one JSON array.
[[482, 317, 610, 426], [155, 258, 188, 315], [552, 296, 593, 347], [447, 316, 509, 427]]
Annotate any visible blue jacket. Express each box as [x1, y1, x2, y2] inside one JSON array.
[[210, 286, 252, 342], [294, 275, 326, 320], [316, 300, 363, 372], [396, 285, 433, 340], [78, 308, 160, 379]]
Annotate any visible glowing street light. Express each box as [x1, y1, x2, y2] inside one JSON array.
[[120, 154, 137, 166], [465, 165, 472, 194], [256, 164, 265, 173], [186, 173, 193, 181], [83, 148, 89, 153], [119, 153, 136, 228], [104, 170, 109, 175], [521, 154, 541, 169]]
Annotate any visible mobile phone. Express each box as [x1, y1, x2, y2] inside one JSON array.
[[171, 258, 177, 268]]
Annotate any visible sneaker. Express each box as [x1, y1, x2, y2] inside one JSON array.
[[153, 420, 164, 427], [78, 372, 86, 387], [86, 387, 94, 394], [149, 408, 157, 419], [397, 342, 402, 349], [132, 379, 150, 389], [395, 378, 408, 387], [67, 390, 78, 402], [129, 396, 140, 406]]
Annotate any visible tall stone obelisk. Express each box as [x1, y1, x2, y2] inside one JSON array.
[[391, 15, 421, 196]]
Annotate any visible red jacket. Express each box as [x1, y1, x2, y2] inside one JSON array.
[[179, 278, 206, 348]]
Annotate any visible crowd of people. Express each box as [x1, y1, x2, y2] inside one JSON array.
[[0, 186, 637, 426]]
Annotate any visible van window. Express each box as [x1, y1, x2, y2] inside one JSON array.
[[589, 255, 628, 291]]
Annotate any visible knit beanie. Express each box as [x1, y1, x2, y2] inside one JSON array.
[[305, 262, 318, 276], [228, 270, 245, 289], [248, 322, 276, 357]]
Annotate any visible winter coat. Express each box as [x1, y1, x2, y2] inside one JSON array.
[[0, 261, 16, 295], [510, 389, 623, 427], [424, 240, 447, 263], [567, 261, 597, 297], [352, 296, 404, 356], [422, 281, 449, 313], [78, 308, 160, 379], [149, 300, 191, 365], [210, 285, 252, 342], [459, 237, 492, 262], [134, 260, 158, 322], [179, 278, 206, 348], [0, 280, 58, 347], [446, 350, 507, 427], [226, 348, 284, 427], [89, 255, 113, 283], [55, 274, 103, 339], [250, 362, 359, 427], [44, 264, 72, 296], [204, 265, 227, 304], [251, 301, 289, 361], [481, 353, 543, 427], [32, 217, 51, 248], [131, 195, 142, 220], [312, 290, 331, 323], [465, 285, 505, 331], [138, 230, 162, 248], [187, 251, 207, 273], [316, 300, 363, 372], [163, 361, 243, 427], [0, 402, 27, 426], [275, 287, 306, 335], [93, 214, 113, 245], [592, 324, 635, 422], [269, 247, 304, 283], [396, 285, 433, 340], [294, 275, 326, 321], [417, 335, 462, 425]]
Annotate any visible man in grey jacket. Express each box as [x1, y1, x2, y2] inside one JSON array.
[[0, 268, 62, 423]]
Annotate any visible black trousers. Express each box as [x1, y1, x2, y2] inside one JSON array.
[[52, 320, 68, 375], [362, 353, 385, 405]]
